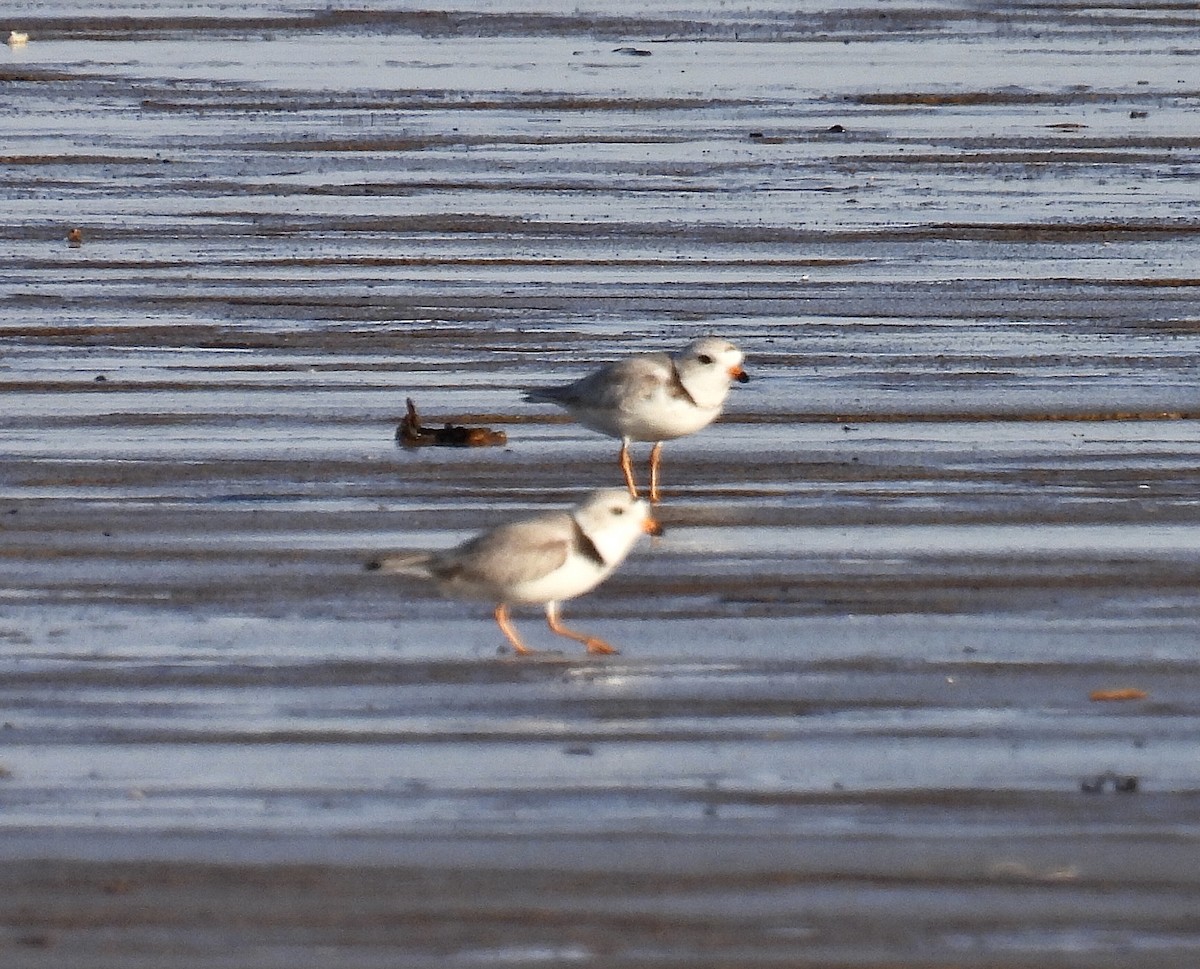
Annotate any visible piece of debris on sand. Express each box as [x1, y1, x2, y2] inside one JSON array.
[[396, 397, 507, 448], [1089, 687, 1148, 702]]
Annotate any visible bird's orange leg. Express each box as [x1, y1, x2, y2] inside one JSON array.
[[494, 603, 536, 655], [618, 439, 639, 498], [648, 441, 664, 504], [545, 601, 618, 655]]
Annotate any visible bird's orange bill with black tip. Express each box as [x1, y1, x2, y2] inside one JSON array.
[[643, 517, 664, 537], [729, 365, 749, 383]]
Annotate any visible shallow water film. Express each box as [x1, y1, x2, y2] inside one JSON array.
[[3, 2, 1200, 966]]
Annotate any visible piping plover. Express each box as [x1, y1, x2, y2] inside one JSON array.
[[524, 337, 748, 502], [366, 489, 661, 655]]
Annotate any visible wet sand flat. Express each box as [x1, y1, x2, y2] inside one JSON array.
[[4, 2, 1200, 966]]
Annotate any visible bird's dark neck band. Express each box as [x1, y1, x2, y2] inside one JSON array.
[[572, 520, 608, 567], [667, 360, 699, 407]]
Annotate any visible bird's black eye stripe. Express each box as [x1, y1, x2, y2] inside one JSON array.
[[697, 353, 714, 365]]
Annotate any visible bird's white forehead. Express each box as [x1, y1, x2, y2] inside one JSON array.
[[576, 488, 645, 518], [684, 337, 739, 355]]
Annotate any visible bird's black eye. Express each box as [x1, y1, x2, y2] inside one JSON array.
[[697, 353, 714, 365], [611, 506, 625, 515]]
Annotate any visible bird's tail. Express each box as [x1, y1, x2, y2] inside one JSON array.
[[522, 386, 567, 405], [364, 552, 432, 576]]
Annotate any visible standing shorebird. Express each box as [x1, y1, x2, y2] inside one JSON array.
[[366, 489, 661, 655], [523, 337, 749, 502]]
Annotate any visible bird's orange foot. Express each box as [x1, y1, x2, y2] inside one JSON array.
[[585, 639, 619, 655]]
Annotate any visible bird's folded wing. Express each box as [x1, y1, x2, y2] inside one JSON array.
[[573, 355, 672, 411], [431, 515, 572, 587], [524, 353, 674, 410]]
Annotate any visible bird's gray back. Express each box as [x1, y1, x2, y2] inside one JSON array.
[[429, 513, 573, 590], [525, 353, 673, 412]]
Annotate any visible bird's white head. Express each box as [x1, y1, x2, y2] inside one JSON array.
[[672, 337, 748, 408], [572, 488, 661, 568]]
